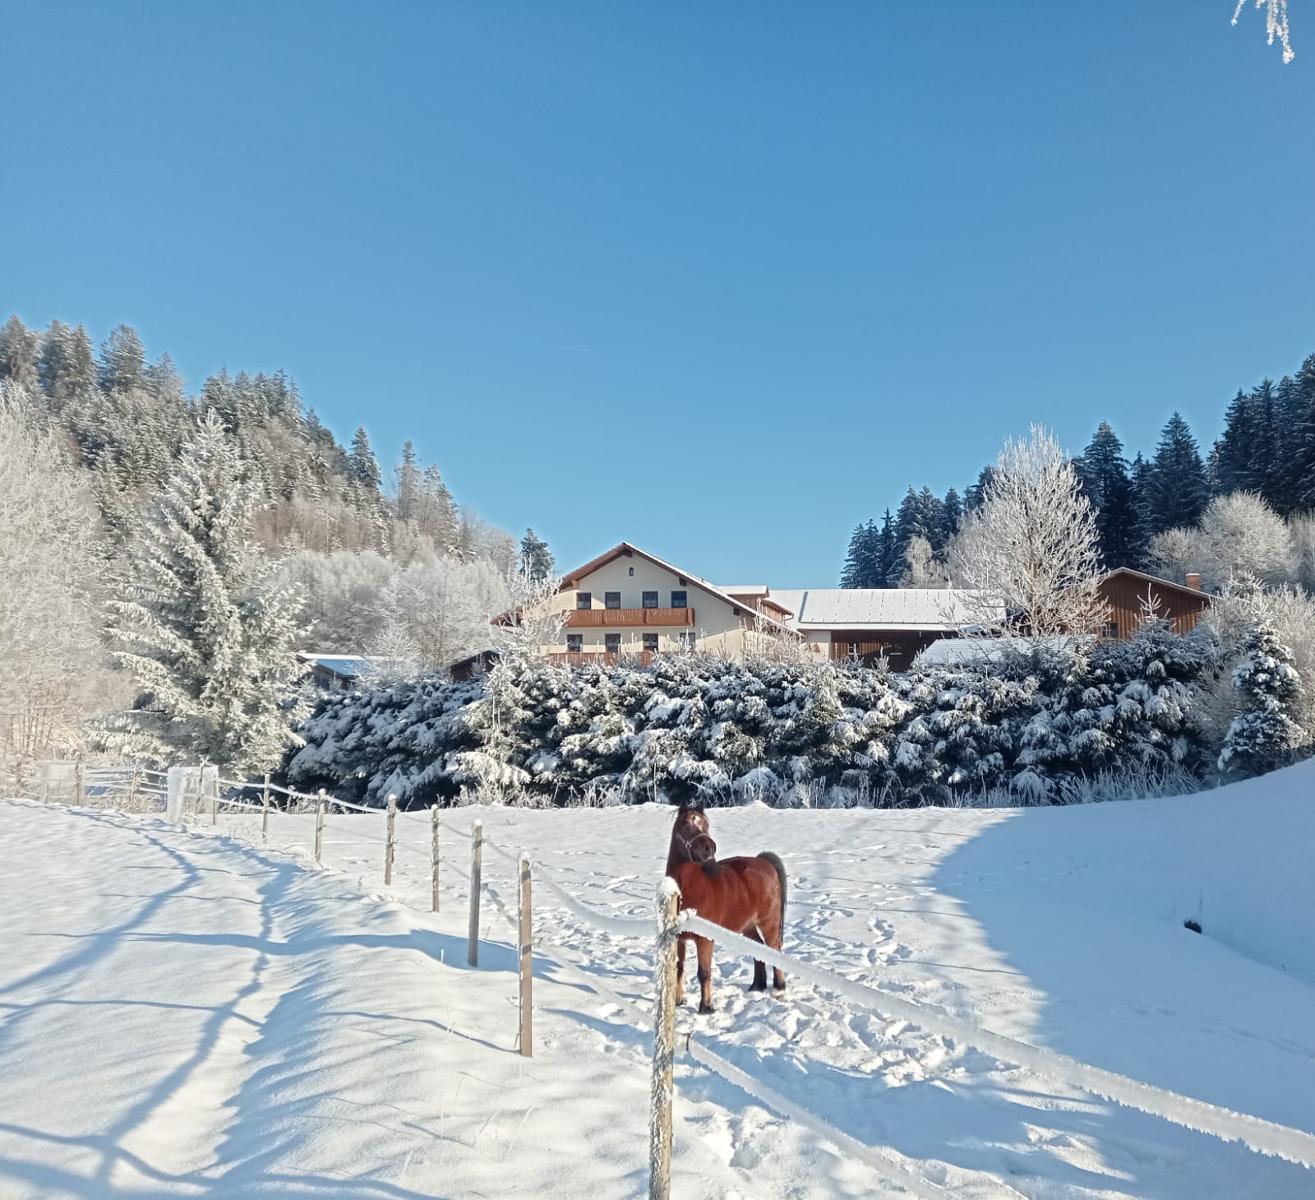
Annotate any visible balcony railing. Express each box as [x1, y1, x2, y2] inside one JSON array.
[[565, 607, 694, 628], [548, 651, 655, 668]]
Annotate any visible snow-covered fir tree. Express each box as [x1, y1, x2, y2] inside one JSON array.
[[104, 410, 307, 774], [517, 528, 556, 582], [1218, 624, 1305, 778]]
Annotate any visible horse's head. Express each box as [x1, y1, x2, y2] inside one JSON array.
[[687, 832, 718, 865], [668, 804, 711, 864]]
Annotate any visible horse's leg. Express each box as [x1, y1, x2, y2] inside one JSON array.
[[745, 927, 767, 991], [695, 935, 716, 1014], [675, 934, 687, 1006], [760, 909, 786, 993]]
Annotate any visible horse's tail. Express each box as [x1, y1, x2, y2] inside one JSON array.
[[757, 851, 787, 931]]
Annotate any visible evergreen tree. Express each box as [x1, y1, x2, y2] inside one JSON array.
[[518, 528, 556, 581], [964, 465, 995, 513], [0, 315, 40, 390], [348, 426, 382, 493], [940, 488, 963, 548], [37, 321, 96, 409], [1287, 354, 1315, 514], [840, 521, 871, 588], [395, 440, 422, 521], [876, 509, 899, 586], [917, 487, 948, 554], [1078, 422, 1138, 567], [104, 411, 306, 774], [1142, 413, 1209, 537], [1218, 624, 1305, 778], [97, 324, 146, 394]]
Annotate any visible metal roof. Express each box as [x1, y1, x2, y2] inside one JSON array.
[[768, 588, 997, 631]]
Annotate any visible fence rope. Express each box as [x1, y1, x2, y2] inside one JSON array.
[[482, 833, 653, 938], [679, 913, 1315, 1168]]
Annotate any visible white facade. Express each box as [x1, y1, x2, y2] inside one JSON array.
[[525, 544, 801, 662]]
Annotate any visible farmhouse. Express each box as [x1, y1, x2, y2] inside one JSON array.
[[502, 542, 803, 665], [488, 542, 1213, 672]]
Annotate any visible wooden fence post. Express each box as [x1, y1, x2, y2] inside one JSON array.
[[467, 821, 483, 967], [315, 790, 326, 863], [518, 853, 533, 1057], [384, 794, 398, 885], [261, 773, 271, 841], [211, 771, 219, 825], [127, 767, 138, 809], [74, 758, 85, 805], [649, 881, 681, 1200], [430, 806, 440, 913]]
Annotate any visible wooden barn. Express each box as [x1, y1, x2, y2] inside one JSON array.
[[1095, 568, 1211, 639]]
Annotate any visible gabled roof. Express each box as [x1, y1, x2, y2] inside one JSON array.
[[768, 587, 996, 632], [1099, 567, 1212, 603], [296, 652, 394, 679], [560, 542, 800, 637]]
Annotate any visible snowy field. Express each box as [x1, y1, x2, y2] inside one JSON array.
[[2, 764, 1315, 1198]]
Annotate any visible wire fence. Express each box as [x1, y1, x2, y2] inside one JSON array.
[[14, 762, 1315, 1198]]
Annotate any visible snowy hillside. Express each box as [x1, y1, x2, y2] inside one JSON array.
[[2, 763, 1314, 1197]]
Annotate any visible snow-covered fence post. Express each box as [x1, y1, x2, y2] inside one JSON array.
[[384, 794, 398, 885], [74, 757, 85, 805], [261, 773, 271, 841], [649, 879, 681, 1200], [467, 820, 483, 967], [211, 771, 219, 825], [430, 806, 440, 913], [127, 767, 138, 809], [315, 790, 326, 863], [518, 853, 533, 1057]]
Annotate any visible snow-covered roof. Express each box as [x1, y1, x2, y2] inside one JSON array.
[[914, 635, 1083, 667], [717, 585, 769, 597], [297, 653, 393, 679], [769, 588, 995, 631]]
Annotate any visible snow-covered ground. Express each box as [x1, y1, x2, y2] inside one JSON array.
[[3, 763, 1314, 1198]]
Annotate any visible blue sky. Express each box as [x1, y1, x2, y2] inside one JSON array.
[[2, 2, 1312, 584]]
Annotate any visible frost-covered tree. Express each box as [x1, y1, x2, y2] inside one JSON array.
[[949, 426, 1107, 638], [104, 411, 307, 774], [1232, 0, 1294, 64], [900, 535, 949, 588], [348, 426, 382, 492], [0, 316, 40, 391], [1218, 624, 1304, 777], [1195, 493, 1292, 590], [0, 385, 119, 783]]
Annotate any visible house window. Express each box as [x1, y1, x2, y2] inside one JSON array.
[[680, 631, 697, 651], [671, 590, 687, 609], [628, 566, 635, 576], [1103, 621, 1120, 639], [643, 633, 659, 653], [642, 591, 659, 609], [576, 592, 591, 610], [566, 634, 583, 653], [605, 591, 621, 609], [605, 633, 621, 654]]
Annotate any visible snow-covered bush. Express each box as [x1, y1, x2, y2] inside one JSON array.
[[1218, 624, 1307, 779], [284, 634, 1225, 809]]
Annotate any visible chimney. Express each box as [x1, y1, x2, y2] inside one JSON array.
[[1185, 572, 1202, 590]]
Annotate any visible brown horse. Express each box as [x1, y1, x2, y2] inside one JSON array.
[[665, 804, 787, 1013]]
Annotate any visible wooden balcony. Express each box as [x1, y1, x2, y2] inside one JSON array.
[[548, 651, 654, 668], [565, 607, 694, 628]]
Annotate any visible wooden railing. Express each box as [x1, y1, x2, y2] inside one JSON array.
[[548, 651, 655, 668], [565, 607, 694, 628]]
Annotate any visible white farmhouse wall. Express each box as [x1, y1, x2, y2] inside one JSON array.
[[539, 555, 751, 657]]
